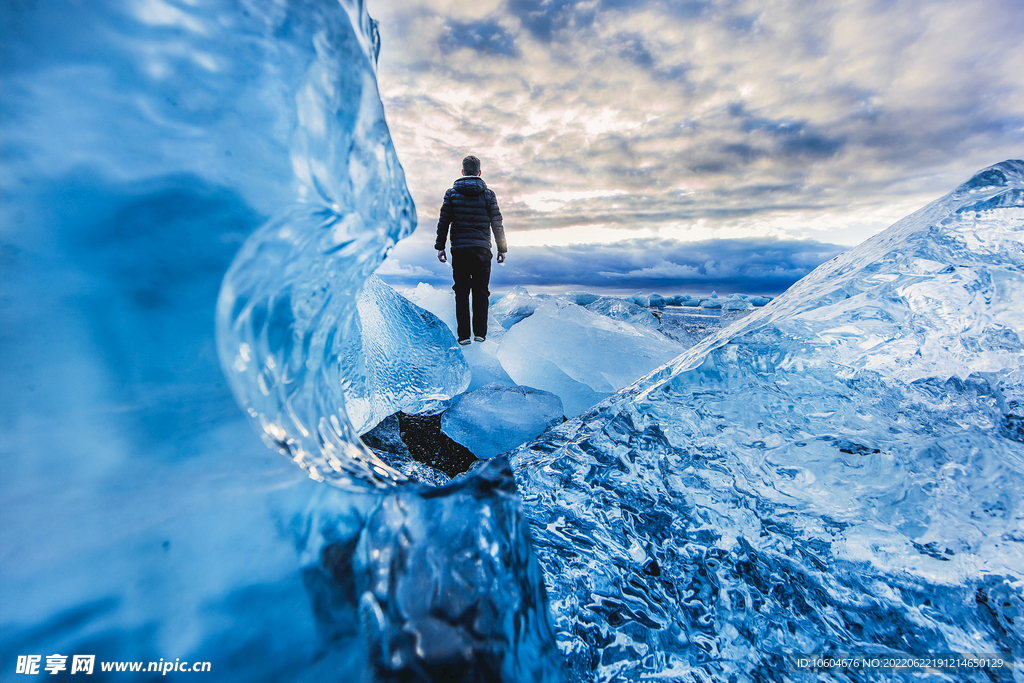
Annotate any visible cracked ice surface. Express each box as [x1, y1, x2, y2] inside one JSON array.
[[511, 161, 1024, 682]]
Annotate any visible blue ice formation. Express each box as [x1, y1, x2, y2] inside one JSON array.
[[1, 0, 406, 677], [1, 0, 563, 680], [498, 299, 686, 417], [585, 296, 661, 328], [510, 160, 1024, 681], [403, 282, 515, 391], [492, 285, 541, 328], [720, 296, 753, 311], [213, 14, 418, 489], [349, 275, 470, 434], [441, 383, 564, 459], [5, 0, 1023, 681], [355, 458, 565, 682], [553, 291, 603, 307]]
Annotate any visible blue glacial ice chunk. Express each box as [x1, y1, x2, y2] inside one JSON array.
[[585, 296, 661, 328], [3, 1, 567, 679], [746, 294, 773, 306], [405, 282, 514, 390], [492, 285, 540, 328], [496, 300, 685, 416], [210, 0, 423, 488], [554, 291, 602, 306], [348, 275, 470, 434], [699, 290, 723, 308], [354, 459, 567, 681], [720, 296, 753, 311], [0, 0, 415, 675], [627, 291, 650, 307], [441, 383, 564, 459], [510, 160, 1024, 682]]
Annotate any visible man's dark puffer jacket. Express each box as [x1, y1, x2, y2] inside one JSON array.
[[435, 176, 507, 253]]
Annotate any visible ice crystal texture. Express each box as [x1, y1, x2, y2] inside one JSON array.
[[492, 285, 542, 329], [511, 160, 1024, 682], [403, 283, 514, 391], [354, 459, 566, 681], [585, 296, 661, 328], [349, 276, 470, 434], [5, 0, 1023, 679]]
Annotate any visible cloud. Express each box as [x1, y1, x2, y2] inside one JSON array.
[[506, 0, 594, 41], [374, 256, 434, 278], [369, 0, 1024, 290], [376, 235, 846, 294], [440, 19, 518, 56]]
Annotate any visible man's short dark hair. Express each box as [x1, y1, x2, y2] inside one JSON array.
[[462, 155, 481, 175]]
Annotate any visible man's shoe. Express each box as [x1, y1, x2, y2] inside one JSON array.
[[458, 338, 472, 346], [474, 336, 486, 342]]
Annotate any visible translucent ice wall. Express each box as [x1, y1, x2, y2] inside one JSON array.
[[511, 161, 1024, 681], [1, 1, 561, 679], [210, 1, 422, 490], [1, 0, 409, 675]]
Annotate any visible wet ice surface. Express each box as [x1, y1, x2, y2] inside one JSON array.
[[350, 275, 470, 434], [354, 459, 567, 682], [656, 306, 757, 348], [403, 283, 515, 391], [510, 161, 1024, 682]]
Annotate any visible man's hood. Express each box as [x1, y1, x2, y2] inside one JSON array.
[[453, 175, 486, 196]]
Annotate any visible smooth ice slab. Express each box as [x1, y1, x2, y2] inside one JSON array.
[[496, 299, 685, 416], [441, 383, 564, 459], [511, 161, 1024, 682]]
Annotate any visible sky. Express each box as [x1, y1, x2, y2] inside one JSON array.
[[368, 0, 1024, 295]]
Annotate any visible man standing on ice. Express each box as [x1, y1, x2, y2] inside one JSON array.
[[435, 155, 507, 345]]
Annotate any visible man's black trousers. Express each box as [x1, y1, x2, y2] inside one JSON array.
[[451, 247, 492, 340]]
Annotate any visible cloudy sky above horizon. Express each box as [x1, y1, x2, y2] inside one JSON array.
[[369, 0, 1024, 294]]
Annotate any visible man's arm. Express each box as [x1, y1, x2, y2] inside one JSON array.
[[487, 190, 507, 260], [435, 189, 453, 253]]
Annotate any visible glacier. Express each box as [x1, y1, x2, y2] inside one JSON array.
[[510, 160, 1024, 681]]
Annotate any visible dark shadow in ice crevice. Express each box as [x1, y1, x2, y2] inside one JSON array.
[[360, 412, 476, 483]]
